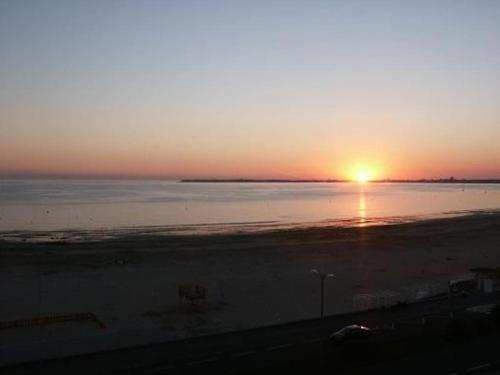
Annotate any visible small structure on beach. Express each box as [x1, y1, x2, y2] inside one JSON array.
[[178, 283, 207, 308], [470, 268, 500, 293]]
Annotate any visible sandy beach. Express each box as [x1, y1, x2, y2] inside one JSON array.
[[1, 212, 500, 358]]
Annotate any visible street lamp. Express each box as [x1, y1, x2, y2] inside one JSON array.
[[311, 269, 335, 318]]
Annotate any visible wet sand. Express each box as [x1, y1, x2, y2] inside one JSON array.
[[1, 212, 499, 351]]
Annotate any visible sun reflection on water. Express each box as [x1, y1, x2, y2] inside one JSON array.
[[358, 187, 367, 226]]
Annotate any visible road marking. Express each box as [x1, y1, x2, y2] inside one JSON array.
[[188, 357, 218, 366], [448, 363, 492, 375], [466, 363, 491, 372], [266, 343, 293, 351], [232, 350, 257, 357]]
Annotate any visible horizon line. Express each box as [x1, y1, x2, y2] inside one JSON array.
[[181, 178, 500, 184], [2, 174, 500, 183]]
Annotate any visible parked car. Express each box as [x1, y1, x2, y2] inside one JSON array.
[[329, 324, 372, 343]]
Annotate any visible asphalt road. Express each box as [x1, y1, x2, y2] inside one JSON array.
[[2, 291, 500, 375]]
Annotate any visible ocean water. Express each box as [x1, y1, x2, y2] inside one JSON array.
[[0, 179, 499, 234]]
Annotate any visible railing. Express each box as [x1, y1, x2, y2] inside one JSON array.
[[0, 312, 106, 330]]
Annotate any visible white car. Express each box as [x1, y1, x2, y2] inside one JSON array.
[[329, 324, 372, 343]]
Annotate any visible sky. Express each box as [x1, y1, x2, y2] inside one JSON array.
[[1, 0, 499, 180]]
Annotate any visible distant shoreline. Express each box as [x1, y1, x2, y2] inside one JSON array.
[[180, 178, 500, 183]]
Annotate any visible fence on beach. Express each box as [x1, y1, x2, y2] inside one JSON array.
[[0, 312, 106, 330], [352, 283, 446, 311]]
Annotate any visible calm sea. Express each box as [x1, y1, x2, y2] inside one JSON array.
[[0, 179, 499, 234]]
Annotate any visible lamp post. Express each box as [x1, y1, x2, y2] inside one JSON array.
[[311, 269, 335, 318]]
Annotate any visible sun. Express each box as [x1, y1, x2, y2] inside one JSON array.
[[355, 170, 370, 183], [344, 164, 378, 183]]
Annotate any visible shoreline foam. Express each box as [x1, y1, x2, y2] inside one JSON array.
[[0, 208, 498, 244]]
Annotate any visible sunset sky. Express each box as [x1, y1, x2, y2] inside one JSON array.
[[1, 1, 499, 180]]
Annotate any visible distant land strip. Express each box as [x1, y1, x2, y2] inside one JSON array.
[[180, 178, 500, 183]]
